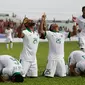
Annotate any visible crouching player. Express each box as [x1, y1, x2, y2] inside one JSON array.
[[0, 55, 24, 82], [68, 49, 85, 76]]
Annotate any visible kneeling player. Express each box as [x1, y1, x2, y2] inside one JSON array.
[[39, 13, 77, 77]]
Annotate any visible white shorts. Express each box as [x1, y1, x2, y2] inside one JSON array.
[[78, 37, 85, 48], [20, 59, 38, 77], [6, 38, 13, 43], [44, 59, 66, 77]]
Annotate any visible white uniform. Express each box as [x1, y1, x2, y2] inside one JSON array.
[[5, 28, 13, 43], [0, 55, 23, 77], [20, 29, 39, 77], [44, 31, 68, 77], [77, 16, 85, 48], [68, 50, 85, 66], [75, 60, 85, 73]]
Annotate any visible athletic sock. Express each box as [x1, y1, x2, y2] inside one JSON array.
[[10, 42, 13, 48], [6, 43, 9, 49]]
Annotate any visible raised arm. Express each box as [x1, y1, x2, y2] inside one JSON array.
[[67, 25, 77, 38], [17, 17, 30, 38], [17, 23, 24, 38], [39, 14, 47, 39], [39, 13, 46, 33]]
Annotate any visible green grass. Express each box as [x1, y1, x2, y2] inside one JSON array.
[[0, 41, 84, 85]]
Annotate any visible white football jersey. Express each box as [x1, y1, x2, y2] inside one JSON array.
[[46, 31, 69, 60], [68, 50, 85, 65], [5, 28, 13, 38], [77, 16, 85, 36], [76, 60, 85, 72], [20, 29, 39, 61], [0, 55, 23, 76]]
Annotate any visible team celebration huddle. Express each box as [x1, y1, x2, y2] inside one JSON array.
[[0, 6, 85, 83]]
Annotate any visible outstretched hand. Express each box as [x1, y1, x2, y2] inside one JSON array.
[[42, 13, 46, 21]]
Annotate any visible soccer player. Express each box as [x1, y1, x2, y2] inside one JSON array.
[[0, 55, 24, 82], [39, 14, 77, 77], [17, 17, 41, 78], [75, 6, 85, 50], [5, 24, 13, 49], [68, 49, 85, 76]]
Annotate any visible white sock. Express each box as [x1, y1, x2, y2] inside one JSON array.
[[6, 44, 9, 49], [10, 42, 13, 48]]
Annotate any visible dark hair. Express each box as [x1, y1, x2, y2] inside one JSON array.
[[28, 22, 35, 27], [82, 6, 85, 11], [11, 73, 24, 82], [49, 24, 53, 31]]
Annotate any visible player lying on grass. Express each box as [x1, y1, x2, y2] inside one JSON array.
[[39, 13, 77, 77], [0, 55, 24, 82], [68, 48, 85, 76]]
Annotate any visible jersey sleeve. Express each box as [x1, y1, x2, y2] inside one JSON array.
[[22, 30, 28, 36], [76, 17, 79, 25], [46, 31, 53, 40], [76, 17, 81, 30], [11, 29, 13, 33], [22, 30, 26, 34], [62, 32, 70, 39]]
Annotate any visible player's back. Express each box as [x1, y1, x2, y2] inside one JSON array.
[[0, 55, 21, 67], [68, 50, 85, 65], [0, 55, 23, 76]]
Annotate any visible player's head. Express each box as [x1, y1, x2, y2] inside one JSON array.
[[23, 17, 35, 28], [7, 23, 10, 29], [49, 24, 59, 32], [11, 72, 24, 82], [82, 6, 85, 16]]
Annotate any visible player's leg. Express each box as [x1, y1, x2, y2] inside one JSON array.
[[10, 38, 13, 49], [44, 60, 57, 77], [78, 37, 85, 48], [5, 38, 9, 49], [27, 60, 38, 77], [20, 59, 30, 77], [55, 59, 66, 77], [10, 41, 13, 49]]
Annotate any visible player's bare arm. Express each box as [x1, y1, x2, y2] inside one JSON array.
[[67, 25, 77, 38], [39, 14, 46, 38], [70, 25, 77, 36], [69, 64, 79, 76], [17, 23, 25, 38]]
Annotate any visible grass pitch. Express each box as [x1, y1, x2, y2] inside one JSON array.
[[0, 41, 85, 85]]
